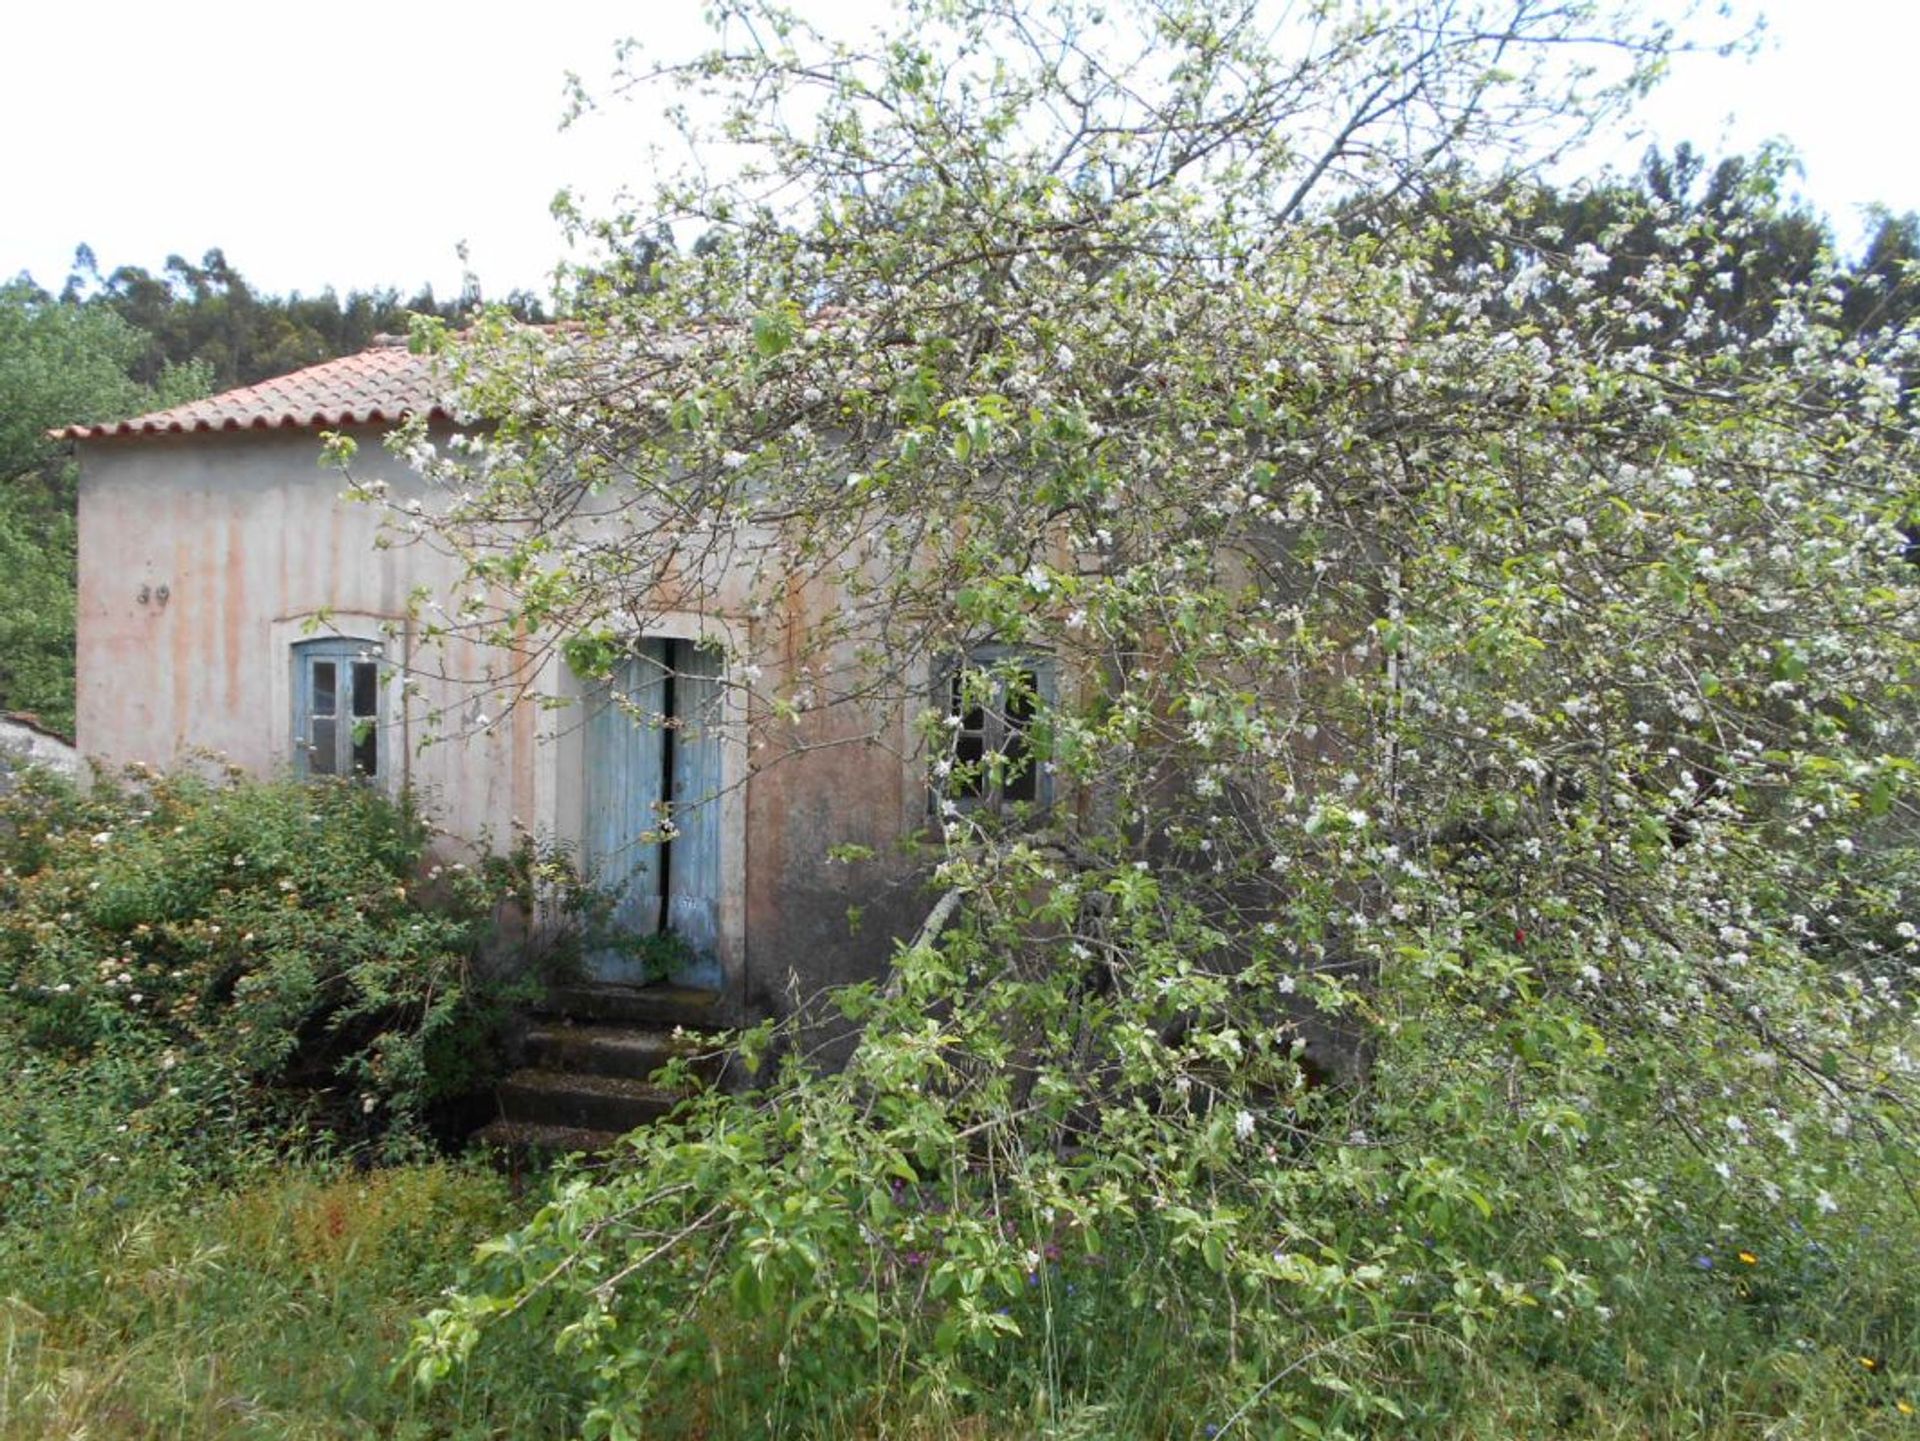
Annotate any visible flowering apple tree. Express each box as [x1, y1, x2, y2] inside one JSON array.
[[380, 0, 1920, 1429]]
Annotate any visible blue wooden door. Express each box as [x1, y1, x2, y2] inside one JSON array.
[[665, 642, 724, 988], [581, 639, 723, 988], [583, 642, 668, 984]]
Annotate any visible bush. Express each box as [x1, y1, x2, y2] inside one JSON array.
[[0, 767, 532, 1226]]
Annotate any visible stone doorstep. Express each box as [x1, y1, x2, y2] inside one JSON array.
[[540, 982, 725, 1031], [522, 1020, 713, 1078], [495, 1067, 689, 1134], [476, 984, 734, 1159], [469, 1119, 629, 1158]]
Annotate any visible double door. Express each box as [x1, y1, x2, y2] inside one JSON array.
[[581, 638, 723, 988]]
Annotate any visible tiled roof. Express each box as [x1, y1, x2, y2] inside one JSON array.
[[54, 336, 450, 440]]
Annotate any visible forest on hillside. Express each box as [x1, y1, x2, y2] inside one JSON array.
[[3, 152, 1918, 739]]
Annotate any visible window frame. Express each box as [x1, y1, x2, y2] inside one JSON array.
[[932, 644, 1057, 814], [290, 636, 388, 782]]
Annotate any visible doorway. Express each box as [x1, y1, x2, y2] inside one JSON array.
[[580, 638, 724, 989]]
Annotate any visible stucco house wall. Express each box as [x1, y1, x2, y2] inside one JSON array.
[[75, 424, 530, 845], [63, 348, 934, 1026]]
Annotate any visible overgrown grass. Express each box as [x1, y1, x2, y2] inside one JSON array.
[[556, 1241, 1920, 1440], [0, 1161, 581, 1439], [0, 1146, 1915, 1438], [0, 770, 587, 1436]]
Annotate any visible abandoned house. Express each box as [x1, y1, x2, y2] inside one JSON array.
[[55, 337, 997, 1041]]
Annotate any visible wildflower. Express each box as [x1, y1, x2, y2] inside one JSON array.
[[1861, 1356, 1879, 1371], [1737, 1251, 1757, 1266]]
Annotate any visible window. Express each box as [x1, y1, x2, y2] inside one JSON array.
[[292, 638, 384, 779], [937, 646, 1055, 811]]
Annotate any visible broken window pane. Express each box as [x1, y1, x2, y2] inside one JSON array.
[[1005, 673, 1037, 727], [999, 670, 1037, 799], [954, 730, 987, 794], [309, 718, 338, 775], [1000, 754, 1036, 799], [311, 661, 336, 718], [351, 721, 378, 777]]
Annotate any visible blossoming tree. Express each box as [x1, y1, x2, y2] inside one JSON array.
[[390, 0, 1920, 1427]]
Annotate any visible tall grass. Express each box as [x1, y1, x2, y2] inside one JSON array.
[[1, 1149, 1915, 1438], [0, 1161, 580, 1439]]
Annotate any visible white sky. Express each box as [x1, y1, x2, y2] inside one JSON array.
[[2, 0, 1914, 304]]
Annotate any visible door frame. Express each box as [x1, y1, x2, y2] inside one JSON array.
[[542, 611, 748, 1005]]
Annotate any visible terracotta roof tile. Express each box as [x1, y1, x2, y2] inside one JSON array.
[[55, 336, 450, 440]]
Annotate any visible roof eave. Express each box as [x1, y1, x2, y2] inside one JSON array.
[[51, 404, 455, 442]]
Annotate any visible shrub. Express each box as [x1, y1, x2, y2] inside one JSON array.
[[0, 767, 531, 1226]]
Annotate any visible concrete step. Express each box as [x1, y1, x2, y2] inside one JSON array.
[[471, 1119, 627, 1158], [542, 982, 724, 1031], [496, 1068, 688, 1134], [522, 1020, 716, 1082], [475, 986, 735, 1165]]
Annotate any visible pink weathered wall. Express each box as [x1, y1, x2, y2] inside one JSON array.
[[74, 424, 526, 848], [74, 425, 934, 1022]]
